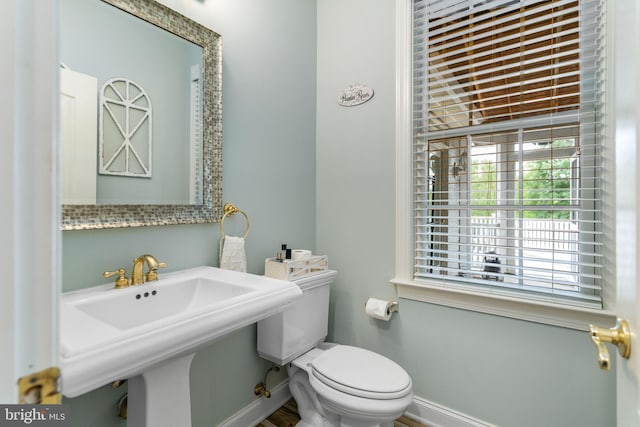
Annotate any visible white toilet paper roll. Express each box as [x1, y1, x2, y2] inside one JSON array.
[[291, 249, 312, 260], [365, 298, 396, 321]]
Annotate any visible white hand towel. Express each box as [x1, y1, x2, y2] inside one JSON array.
[[219, 235, 247, 272]]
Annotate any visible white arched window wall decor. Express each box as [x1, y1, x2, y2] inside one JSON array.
[[99, 78, 153, 178]]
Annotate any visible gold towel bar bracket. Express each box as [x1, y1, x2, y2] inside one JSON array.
[[219, 203, 250, 239]]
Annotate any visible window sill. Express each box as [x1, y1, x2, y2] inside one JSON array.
[[390, 278, 616, 331]]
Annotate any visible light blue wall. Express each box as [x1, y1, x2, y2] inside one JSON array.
[[315, 1, 615, 427], [61, 0, 317, 426]]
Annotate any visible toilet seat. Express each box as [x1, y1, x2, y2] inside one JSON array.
[[310, 345, 412, 400]]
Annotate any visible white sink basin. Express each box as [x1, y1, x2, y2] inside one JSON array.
[[73, 276, 254, 330], [60, 266, 301, 398]]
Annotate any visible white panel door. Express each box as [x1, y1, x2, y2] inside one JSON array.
[[0, 0, 59, 403], [614, 0, 640, 425], [60, 67, 98, 204]]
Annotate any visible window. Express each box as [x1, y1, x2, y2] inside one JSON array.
[[409, 0, 605, 309]]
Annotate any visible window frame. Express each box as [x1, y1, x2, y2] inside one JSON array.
[[393, 0, 616, 331]]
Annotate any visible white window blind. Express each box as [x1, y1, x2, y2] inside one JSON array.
[[412, 0, 605, 308]]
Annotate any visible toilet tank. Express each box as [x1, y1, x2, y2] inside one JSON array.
[[257, 270, 337, 365]]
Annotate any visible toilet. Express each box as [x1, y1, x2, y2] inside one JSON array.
[[257, 270, 413, 427]]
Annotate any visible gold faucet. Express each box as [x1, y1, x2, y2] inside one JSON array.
[[131, 254, 167, 285]]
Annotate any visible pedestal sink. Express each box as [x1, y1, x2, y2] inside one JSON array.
[[59, 266, 301, 427]]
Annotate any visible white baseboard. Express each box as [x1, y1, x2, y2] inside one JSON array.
[[217, 381, 493, 427], [405, 395, 494, 427], [218, 380, 292, 427]]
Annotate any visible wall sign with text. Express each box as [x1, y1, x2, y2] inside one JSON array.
[[337, 84, 374, 107]]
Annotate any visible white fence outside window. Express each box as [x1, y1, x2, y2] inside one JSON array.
[[470, 217, 579, 288]]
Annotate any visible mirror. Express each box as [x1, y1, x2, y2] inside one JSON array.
[[60, 0, 222, 230]]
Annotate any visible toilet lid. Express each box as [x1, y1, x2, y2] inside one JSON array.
[[311, 345, 411, 399]]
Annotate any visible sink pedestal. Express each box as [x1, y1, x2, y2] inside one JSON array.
[[127, 353, 196, 427]]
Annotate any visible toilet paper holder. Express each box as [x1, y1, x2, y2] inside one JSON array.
[[385, 301, 399, 315], [364, 298, 399, 321]]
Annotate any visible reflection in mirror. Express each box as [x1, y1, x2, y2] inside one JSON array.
[[60, 0, 222, 229], [61, 0, 203, 205]]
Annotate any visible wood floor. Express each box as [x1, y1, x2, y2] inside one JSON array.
[[256, 399, 428, 427]]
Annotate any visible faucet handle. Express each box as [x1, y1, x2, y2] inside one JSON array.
[[103, 268, 130, 289], [145, 261, 167, 282]]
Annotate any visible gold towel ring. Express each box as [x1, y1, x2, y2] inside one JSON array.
[[219, 203, 250, 239]]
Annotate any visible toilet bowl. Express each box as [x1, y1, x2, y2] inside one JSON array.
[[290, 344, 413, 427], [257, 270, 413, 427]]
